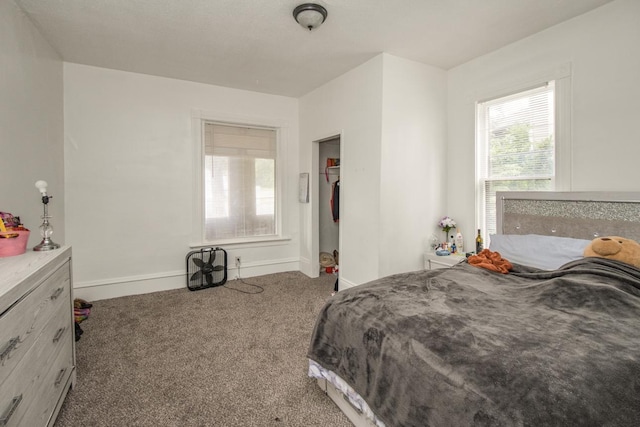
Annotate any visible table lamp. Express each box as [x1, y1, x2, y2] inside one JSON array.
[[34, 180, 60, 251]]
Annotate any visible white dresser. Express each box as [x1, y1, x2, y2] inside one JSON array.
[[0, 246, 75, 427]]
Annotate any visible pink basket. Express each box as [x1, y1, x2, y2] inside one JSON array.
[[0, 230, 30, 257]]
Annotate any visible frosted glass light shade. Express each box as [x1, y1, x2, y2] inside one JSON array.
[[293, 3, 327, 31]]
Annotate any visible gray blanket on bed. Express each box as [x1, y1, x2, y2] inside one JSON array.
[[308, 258, 640, 427]]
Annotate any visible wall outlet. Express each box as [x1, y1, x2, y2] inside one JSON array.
[[235, 256, 241, 267]]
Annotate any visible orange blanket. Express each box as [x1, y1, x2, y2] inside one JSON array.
[[468, 249, 512, 274]]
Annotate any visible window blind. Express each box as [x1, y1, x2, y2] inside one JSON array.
[[204, 123, 276, 158], [203, 123, 277, 240], [478, 83, 555, 236]]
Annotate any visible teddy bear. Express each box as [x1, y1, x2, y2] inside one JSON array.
[[583, 236, 640, 269]]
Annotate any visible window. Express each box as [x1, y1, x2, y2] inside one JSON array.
[[476, 82, 556, 238], [203, 122, 277, 241]]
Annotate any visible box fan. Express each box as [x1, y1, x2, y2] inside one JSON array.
[[185, 247, 227, 291]]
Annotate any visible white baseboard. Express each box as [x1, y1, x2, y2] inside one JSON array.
[[299, 256, 319, 278], [228, 257, 299, 280], [337, 277, 358, 291], [74, 258, 300, 301], [73, 271, 184, 301]]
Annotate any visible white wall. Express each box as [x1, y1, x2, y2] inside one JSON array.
[[64, 64, 300, 300], [299, 55, 384, 287], [447, 0, 640, 242], [0, 0, 64, 249], [8, 0, 631, 298], [379, 55, 447, 277], [299, 54, 447, 287]]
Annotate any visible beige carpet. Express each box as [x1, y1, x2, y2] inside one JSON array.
[[55, 271, 351, 427]]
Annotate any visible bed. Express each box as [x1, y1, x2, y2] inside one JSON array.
[[307, 191, 640, 427]]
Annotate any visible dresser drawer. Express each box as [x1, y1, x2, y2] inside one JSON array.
[[0, 261, 70, 386], [0, 393, 24, 427], [20, 315, 74, 427], [0, 299, 72, 427]]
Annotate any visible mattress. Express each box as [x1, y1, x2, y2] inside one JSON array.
[[308, 258, 640, 426], [308, 359, 385, 427]]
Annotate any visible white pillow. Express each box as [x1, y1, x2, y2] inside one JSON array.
[[489, 234, 591, 270]]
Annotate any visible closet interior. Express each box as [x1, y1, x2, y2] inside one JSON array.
[[318, 137, 340, 282]]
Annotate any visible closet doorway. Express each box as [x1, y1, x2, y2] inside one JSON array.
[[315, 135, 341, 287]]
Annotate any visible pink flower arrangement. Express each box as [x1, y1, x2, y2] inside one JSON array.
[[438, 216, 456, 234]]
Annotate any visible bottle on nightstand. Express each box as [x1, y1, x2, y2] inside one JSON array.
[[476, 229, 484, 253], [455, 229, 464, 253]]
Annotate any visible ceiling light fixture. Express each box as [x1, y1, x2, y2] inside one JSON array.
[[293, 3, 328, 31]]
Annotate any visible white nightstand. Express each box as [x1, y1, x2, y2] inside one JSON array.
[[424, 252, 465, 270]]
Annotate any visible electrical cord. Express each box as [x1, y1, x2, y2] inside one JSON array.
[[223, 265, 264, 294], [223, 279, 264, 294]]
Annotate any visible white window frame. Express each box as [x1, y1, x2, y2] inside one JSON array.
[[191, 110, 290, 248], [475, 64, 572, 242]]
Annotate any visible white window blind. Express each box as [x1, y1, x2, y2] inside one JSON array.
[[477, 82, 555, 237], [204, 123, 277, 241]]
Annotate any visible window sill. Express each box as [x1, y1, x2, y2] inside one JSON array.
[[190, 235, 292, 249]]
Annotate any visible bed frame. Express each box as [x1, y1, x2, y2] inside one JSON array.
[[315, 379, 377, 427], [497, 191, 640, 241], [316, 191, 640, 427]]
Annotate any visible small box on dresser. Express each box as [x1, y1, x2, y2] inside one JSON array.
[[0, 246, 75, 427]]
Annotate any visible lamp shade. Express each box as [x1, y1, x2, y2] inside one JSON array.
[[293, 3, 327, 31]]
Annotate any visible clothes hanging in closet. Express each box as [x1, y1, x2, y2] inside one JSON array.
[[331, 179, 339, 222]]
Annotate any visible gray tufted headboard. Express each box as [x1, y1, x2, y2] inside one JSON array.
[[496, 191, 640, 242]]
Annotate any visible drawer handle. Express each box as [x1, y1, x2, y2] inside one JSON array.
[[0, 337, 19, 363], [50, 287, 64, 300], [53, 327, 66, 343], [54, 368, 67, 387], [0, 394, 22, 426]]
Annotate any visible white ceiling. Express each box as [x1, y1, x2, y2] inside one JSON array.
[[16, 0, 613, 97]]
